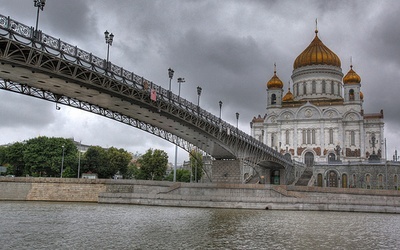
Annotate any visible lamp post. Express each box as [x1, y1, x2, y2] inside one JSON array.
[[236, 112, 240, 130], [77, 141, 81, 178], [33, 0, 46, 36], [104, 30, 114, 70], [61, 145, 65, 178], [177, 77, 185, 101], [197, 86, 202, 114], [168, 68, 174, 99], [219, 101, 223, 121]]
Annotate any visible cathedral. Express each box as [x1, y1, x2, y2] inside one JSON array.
[[250, 28, 400, 189]]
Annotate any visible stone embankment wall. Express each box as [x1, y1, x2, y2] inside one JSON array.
[[1, 177, 400, 213]]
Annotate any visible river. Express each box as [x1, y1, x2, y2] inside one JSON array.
[[0, 201, 399, 249]]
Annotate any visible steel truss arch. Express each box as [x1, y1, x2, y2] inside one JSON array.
[[0, 14, 302, 174]]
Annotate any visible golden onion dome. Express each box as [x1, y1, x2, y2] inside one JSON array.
[[282, 88, 294, 102], [360, 91, 364, 100], [267, 67, 283, 89], [343, 65, 361, 84], [293, 30, 341, 70]]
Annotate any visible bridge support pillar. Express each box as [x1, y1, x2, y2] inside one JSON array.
[[211, 159, 242, 183]]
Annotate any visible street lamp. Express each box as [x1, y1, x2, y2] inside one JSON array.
[[236, 112, 239, 130], [33, 0, 46, 36], [177, 77, 185, 101], [197, 86, 202, 114], [104, 30, 114, 70], [219, 101, 223, 121], [61, 145, 65, 178], [168, 68, 174, 99]]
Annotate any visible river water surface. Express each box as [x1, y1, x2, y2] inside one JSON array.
[[0, 201, 399, 249]]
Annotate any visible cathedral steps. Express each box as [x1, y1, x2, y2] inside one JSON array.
[[295, 166, 314, 186]]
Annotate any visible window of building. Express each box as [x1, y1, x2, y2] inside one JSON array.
[[366, 174, 371, 189], [394, 175, 398, 190], [352, 174, 356, 188], [322, 81, 326, 93], [303, 83, 307, 95], [307, 129, 311, 144], [296, 83, 299, 96], [329, 128, 334, 144], [312, 129, 316, 144], [349, 89, 355, 101], [312, 81, 316, 94], [271, 133, 275, 147], [271, 94, 276, 105], [302, 130, 306, 144], [378, 174, 384, 189], [285, 130, 290, 145], [350, 131, 355, 146], [330, 81, 334, 94]]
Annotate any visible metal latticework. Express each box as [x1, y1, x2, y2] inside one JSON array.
[[0, 14, 301, 177]]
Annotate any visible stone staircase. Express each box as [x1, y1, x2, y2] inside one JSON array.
[[295, 166, 314, 186]]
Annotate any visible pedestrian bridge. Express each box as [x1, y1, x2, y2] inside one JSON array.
[[0, 14, 303, 183]]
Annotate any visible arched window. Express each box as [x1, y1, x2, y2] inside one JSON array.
[[342, 174, 348, 188], [302, 130, 306, 144], [296, 83, 299, 96], [394, 175, 398, 190], [329, 128, 334, 144], [312, 129, 316, 144], [349, 89, 355, 101], [378, 174, 384, 189], [305, 152, 314, 167], [285, 130, 290, 145], [303, 83, 307, 95], [317, 173, 323, 187], [307, 129, 311, 144], [352, 174, 357, 188], [350, 131, 355, 146], [271, 133, 275, 147], [271, 94, 276, 105], [366, 174, 371, 189], [330, 81, 334, 94]]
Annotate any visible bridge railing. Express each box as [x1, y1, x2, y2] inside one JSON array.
[[0, 14, 293, 165]]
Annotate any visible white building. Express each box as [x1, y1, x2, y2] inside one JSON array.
[[251, 28, 385, 169]]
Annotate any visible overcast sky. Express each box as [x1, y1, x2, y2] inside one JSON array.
[[1, 0, 400, 163]]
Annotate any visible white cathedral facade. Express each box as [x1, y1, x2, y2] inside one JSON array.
[[250, 29, 391, 188]]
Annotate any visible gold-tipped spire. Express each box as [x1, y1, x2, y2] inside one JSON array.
[[293, 23, 341, 70], [267, 63, 283, 89]]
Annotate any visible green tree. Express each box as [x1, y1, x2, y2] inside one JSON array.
[[125, 161, 140, 179], [190, 150, 203, 182], [136, 149, 168, 180], [0, 142, 26, 176], [107, 147, 132, 178], [82, 146, 109, 178], [23, 137, 77, 177], [165, 169, 191, 182]]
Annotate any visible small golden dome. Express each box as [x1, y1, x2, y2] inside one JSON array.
[[343, 65, 361, 84], [282, 88, 293, 102], [360, 91, 364, 100], [293, 30, 341, 70], [267, 67, 283, 89]]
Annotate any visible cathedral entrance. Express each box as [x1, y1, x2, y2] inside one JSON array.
[[304, 152, 314, 167], [328, 171, 338, 187], [328, 153, 335, 163]]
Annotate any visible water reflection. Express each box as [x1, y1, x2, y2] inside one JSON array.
[[0, 201, 399, 249]]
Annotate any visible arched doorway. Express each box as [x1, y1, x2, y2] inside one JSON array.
[[328, 171, 338, 187], [304, 152, 314, 167], [342, 174, 347, 188], [317, 173, 323, 187], [271, 170, 280, 185]]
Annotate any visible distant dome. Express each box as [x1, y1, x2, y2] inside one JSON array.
[[343, 65, 361, 84], [267, 69, 283, 89], [282, 88, 293, 102], [293, 30, 341, 70], [360, 91, 364, 100]]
